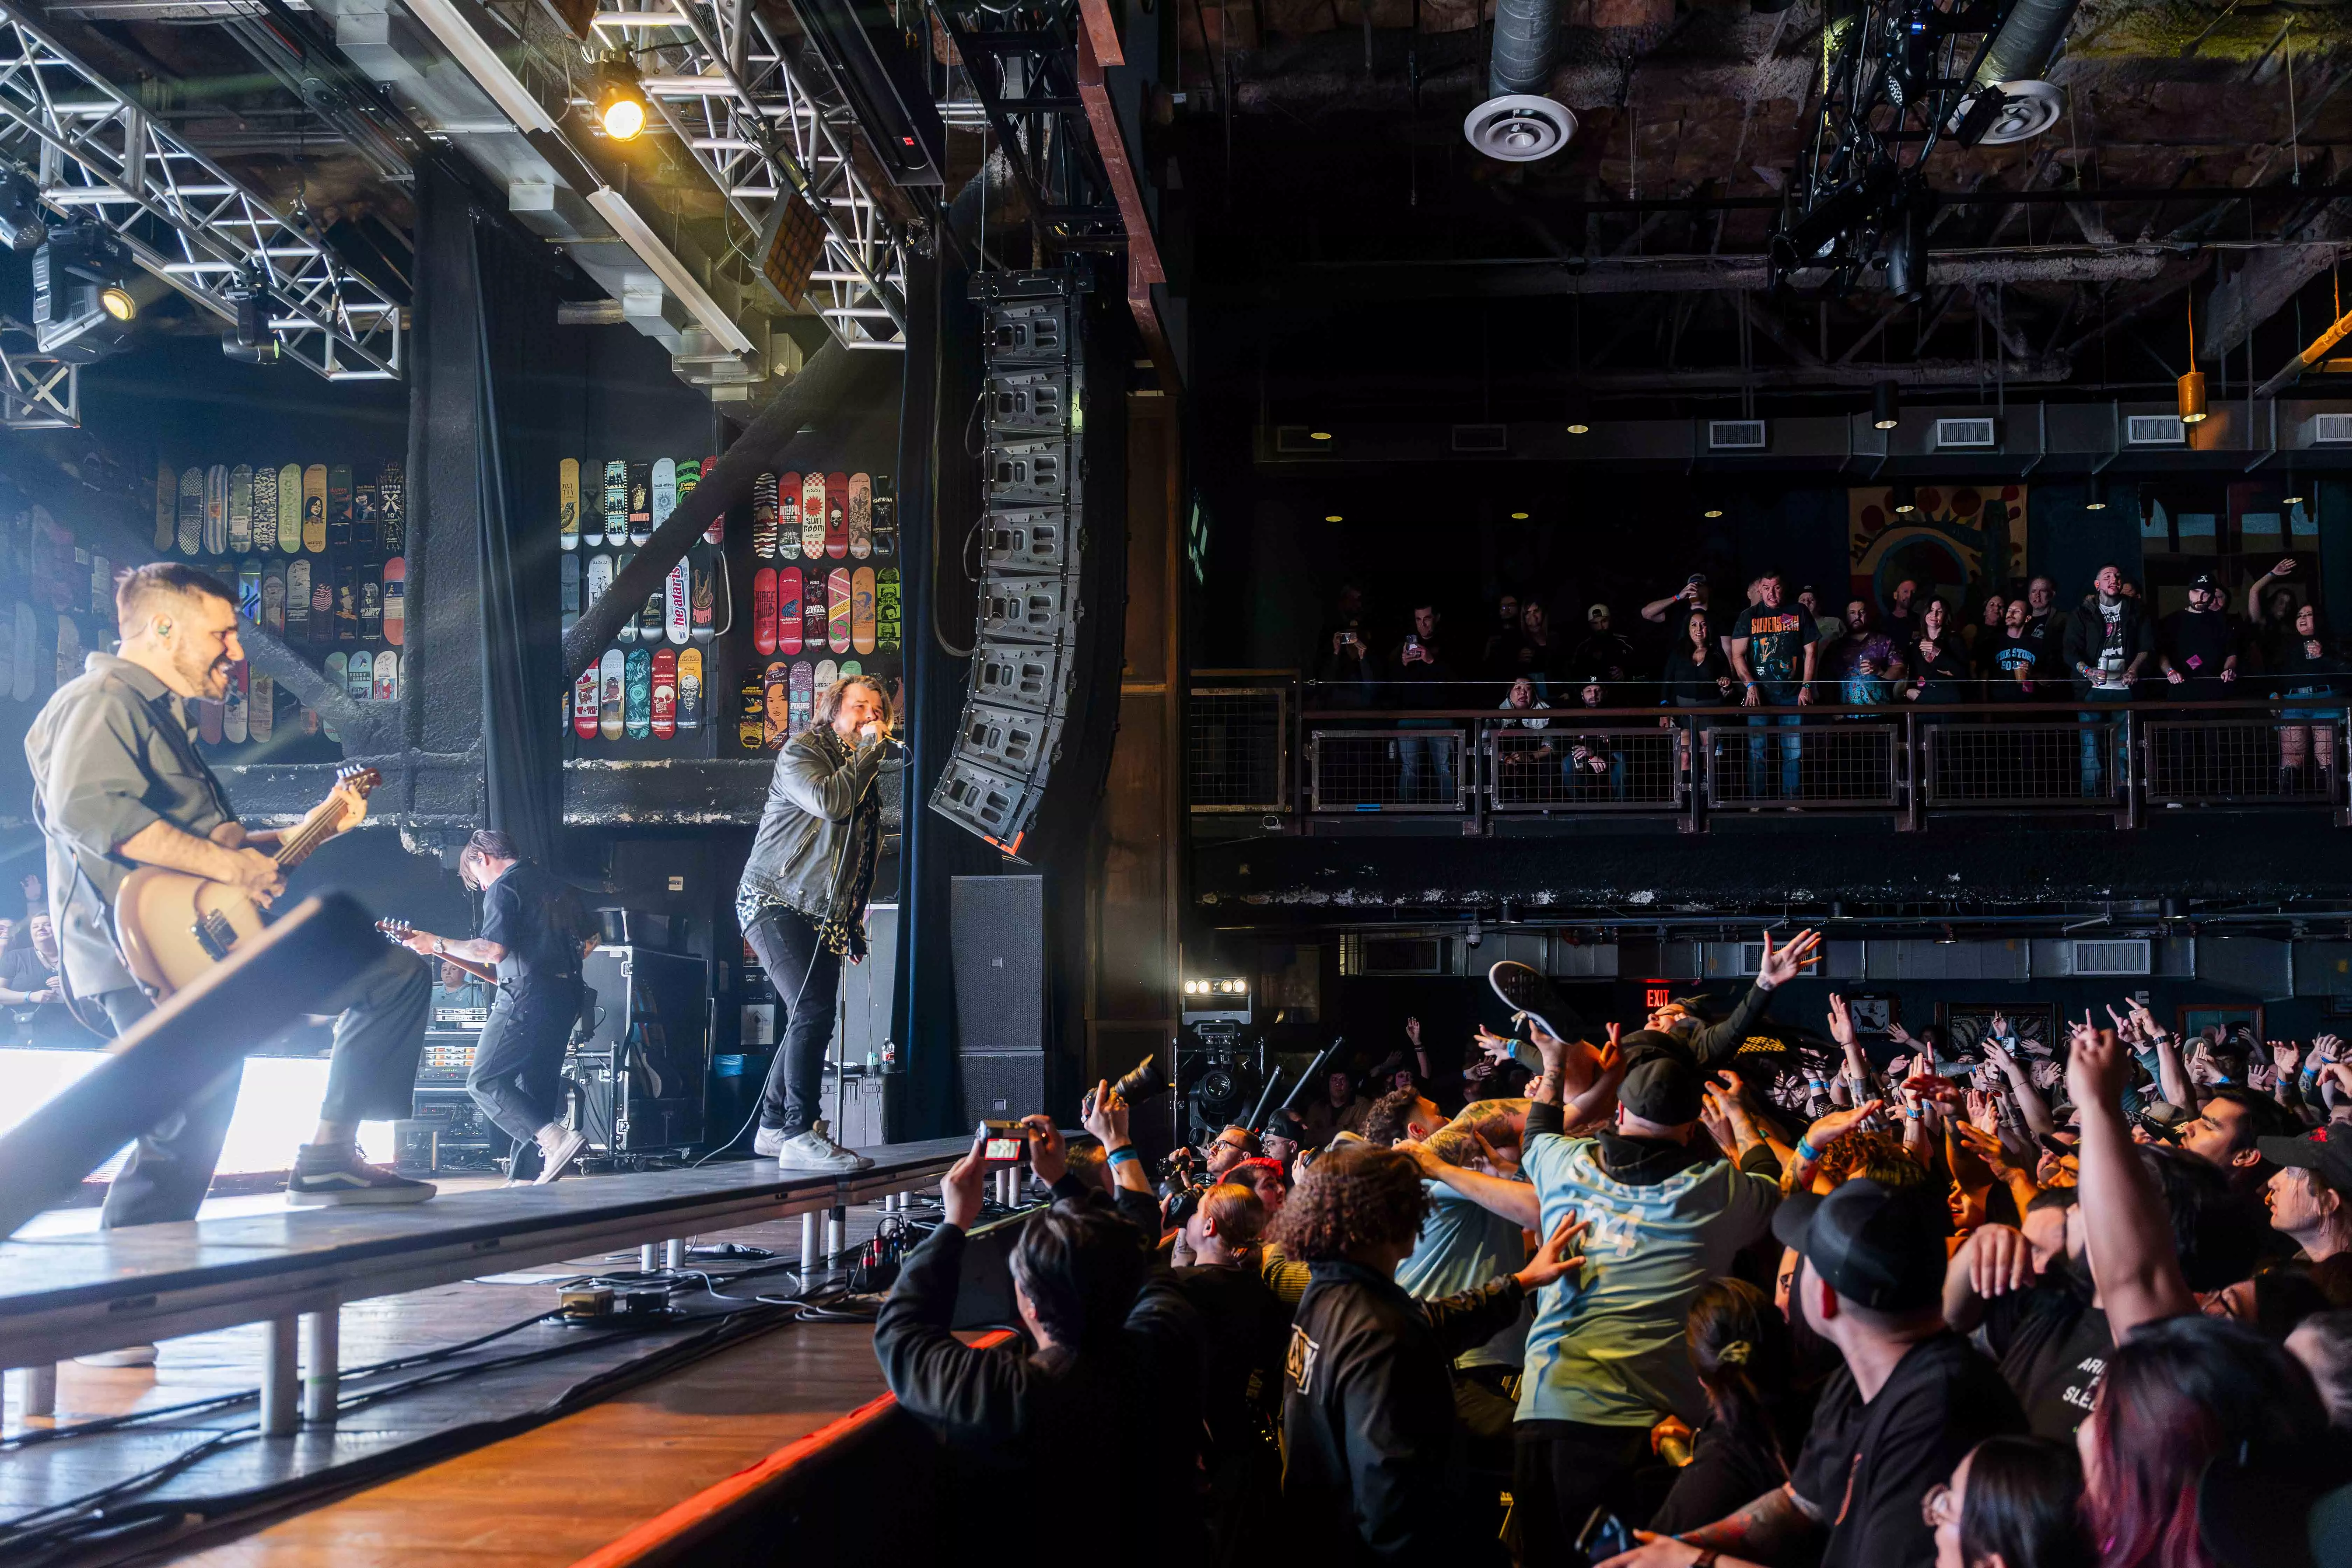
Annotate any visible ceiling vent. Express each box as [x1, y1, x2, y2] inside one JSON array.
[[2126, 414, 2187, 447], [2310, 413, 2352, 445], [1338, 933, 1454, 977], [2063, 938, 2152, 977], [1935, 417, 1997, 450], [1452, 423, 1509, 453], [1462, 95, 1577, 162], [1709, 420, 1768, 451]]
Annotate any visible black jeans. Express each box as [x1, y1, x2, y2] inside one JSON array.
[[92, 949, 432, 1228], [1513, 1420, 1658, 1567], [468, 978, 585, 1160], [743, 906, 842, 1138]]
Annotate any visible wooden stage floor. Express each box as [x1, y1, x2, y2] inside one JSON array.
[[1, 1174, 962, 1567]]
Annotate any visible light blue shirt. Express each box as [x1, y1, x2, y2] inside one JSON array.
[[1516, 1135, 1780, 1427], [1394, 1179, 1531, 1371]]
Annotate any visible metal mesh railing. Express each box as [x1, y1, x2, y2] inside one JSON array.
[[1924, 720, 2118, 808], [1308, 726, 1470, 812], [2144, 717, 2347, 806], [1702, 718, 1898, 809], [1489, 722, 1681, 809], [1188, 685, 1290, 811]]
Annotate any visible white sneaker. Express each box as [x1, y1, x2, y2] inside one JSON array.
[[751, 1124, 786, 1158], [771, 1119, 873, 1172], [75, 1345, 158, 1368], [534, 1128, 587, 1185]]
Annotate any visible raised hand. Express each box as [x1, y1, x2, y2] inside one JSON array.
[[1805, 1099, 1884, 1153], [2066, 1013, 2128, 1110], [1513, 1210, 1594, 1292], [1757, 928, 1823, 989], [1020, 1113, 1069, 1186], [941, 1126, 990, 1230], [1964, 1222, 2038, 1298], [2274, 1041, 2303, 1077], [1081, 1078, 1131, 1149], [1473, 1026, 1516, 1066], [1827, 992, 1857, 1047]]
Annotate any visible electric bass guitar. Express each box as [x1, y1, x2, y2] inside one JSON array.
[[375, 918, 503, 990], [113, 762, 380, 997]]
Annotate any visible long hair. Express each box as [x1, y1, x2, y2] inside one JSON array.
[[1686, 1278, 1791, 1480], [2085, 1315, 2328, 1568], [1961, 1436, 2094, 1568], [805, 674, 887, 739], [1008, 1200, 1149, 1349], [1265, 1142, 1427, 1263]]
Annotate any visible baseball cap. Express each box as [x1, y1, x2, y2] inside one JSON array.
[[1587, 603, 1610, 622], [1772, 1177, 1949, 1313], [2190, 572, 2220, 591], [2257, 1127, 2352, 1193], [1618, 1056, 1704, 1126]]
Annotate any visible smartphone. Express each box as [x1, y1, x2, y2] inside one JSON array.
[[1575, 1507, 1634, 1561], [979, 1119, 1026, 1162]]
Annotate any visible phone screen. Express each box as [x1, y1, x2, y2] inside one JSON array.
[[983, 1134, 1024, 1162]]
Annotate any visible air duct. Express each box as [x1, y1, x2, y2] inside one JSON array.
[[1464, 0, 1574, 162], [1954, 0, 2079, 145], [1971, 0, 2081, 91]]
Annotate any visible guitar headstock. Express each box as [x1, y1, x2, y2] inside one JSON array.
[[330, 764, 381, 829], [375, 917, 412, 940]]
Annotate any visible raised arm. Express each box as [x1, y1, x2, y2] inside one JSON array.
[[1397, 1140, 1540, 1227], [2066, 1015, 2196, 1337]]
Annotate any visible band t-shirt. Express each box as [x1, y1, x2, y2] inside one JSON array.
[[1735, 605, 1821, 688], [480, 862, 589, 989], [1977, 1279, 2112, 1440]]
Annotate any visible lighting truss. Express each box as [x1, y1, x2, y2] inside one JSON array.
[[0, 0, 401, 380], [934, 0, 1125, 252], [0, 333, 76, 427], [601, 0, 908, 347]]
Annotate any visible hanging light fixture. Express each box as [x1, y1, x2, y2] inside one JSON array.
[[1871, 378, 1900, 431], [2282, 459, 2307, 509], [595, 56, 648, 141], [1890, 480, 1918, 515], [2178, 293, 2207, 424], [2083, 470, 2107, 512]]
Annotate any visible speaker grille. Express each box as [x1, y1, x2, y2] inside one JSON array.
[[952, 874, 1046, 1053], [959, 1052, 1048, 1121]]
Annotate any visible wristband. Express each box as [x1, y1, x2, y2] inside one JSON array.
[[1106, 1145, 1141, 1167], [1903, 1107, 1923, 1119], [1796, 1137, 1821, 1163]]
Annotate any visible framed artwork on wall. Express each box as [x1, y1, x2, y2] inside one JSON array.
[[1940, 1002, 2059, 1061], [1842, 993, 1899, 1035], [2177, 1004, 2262, 1046]]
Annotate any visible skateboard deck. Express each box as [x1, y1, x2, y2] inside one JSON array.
[[229, 466, 252, 554], [328, 464, 353, 552], [574, 662, 601, 739], [677, 458, 699, 502], [753, 567, 778, 654], [691, 557, 715, 644], [840, 660, 862, 680], [615, 551, 636, 642], [251, 466, 276, 553], [198, 689, 223, 746], [276, 464, 302, 554], [625, 647, 651, 738], [677, 648, 703, 731], [877, 567, 901, 652], [324, 652, 346, 713], [800, 473, 825, 559], [824, 472, 849, 559], [802, 567, 825, 651], [651, 647, 676, 739], [700, 457, 724, 544], [851, 566, 876, 654], [250, 674, 273, 743], [627, 462, 653, 546], [55, 613, 80, 690], [639, 571, 665, 642], [358, 566, 382, 642], [778, 472, 799, 562], [777, 566, 803, 656], [155, 463, 176, 551], [765, 659, 794, 748], [870, 477, 895, 558], [827, 567, 851, 654], [237, 559, 261, 622], [739, 670, 765, 752], [347, 649, 372, 702], [382, 556, 405, 646], [224, 661, 248, 743], [599, 649, 625, 740], [603, 460, 626, 549], [561, 552, 580, 617], [353, 484, 378, 555], [560, 458, 580, 551], [652, 458, 676, 538], [848, 472, 871, 559], [752, 472, 778, 558], [373, 648, 398, 703], [666, 557, 689, 645], [11, 601, 32, 701], [309, 561, 333, 644], [333, 567, 356, 641], [262, 562, 285, 634], [286, 560, 310, 640], [176, 467, 202, 556], [814, 659, 838, 696], [204, 465, 229, 554], [587, 553, 613, 617], [302, 465, 327, 552], [379, 462, 404, 555]]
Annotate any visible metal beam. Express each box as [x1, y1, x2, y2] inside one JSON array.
[[0, 2, 402, 380], [2200, 218, 2352, 365], [1272, 249, 2170, 302], [1571, 357, 2072, 392], [0, 338, 77, 426]]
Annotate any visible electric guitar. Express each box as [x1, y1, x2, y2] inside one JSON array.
[[375, 918, 503, 990], [113, 762, 380, 997]]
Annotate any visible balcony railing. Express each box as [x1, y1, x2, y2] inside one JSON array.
[[1186, 674, 2352, 833]]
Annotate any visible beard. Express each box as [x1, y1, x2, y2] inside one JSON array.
[[178, 642, 231, 698]]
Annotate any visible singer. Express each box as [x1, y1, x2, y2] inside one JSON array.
[[734, 673, 905, 1172]]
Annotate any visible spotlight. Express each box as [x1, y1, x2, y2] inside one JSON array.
[[32, 222, 133, 352], [1890, 480, 1918, 515], [595, 58, 648, 141], [2177, 370, 2207, 425], [0, 172, 47, 252], [1870, 378, 1900, 431], [99, 284, 135, 322], [222, 274, 278, 363], [2083, 471, 2106, 512]]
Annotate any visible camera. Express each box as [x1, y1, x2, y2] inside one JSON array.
[[1112, 1054, 1171, 1106], [978, 1120, 1026, 1162]]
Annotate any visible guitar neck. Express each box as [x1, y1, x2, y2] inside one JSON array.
[[273, 796, 347, 870]]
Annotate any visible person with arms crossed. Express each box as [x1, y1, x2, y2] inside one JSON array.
[[1727, 570, 1820, 801]]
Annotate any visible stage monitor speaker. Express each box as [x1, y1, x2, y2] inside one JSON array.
[[952, 874, 1046, 1054], [958, 1051, 1049, 1125]]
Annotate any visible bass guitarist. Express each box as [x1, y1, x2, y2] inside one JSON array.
[[391, 830, 597, 1184], [25, 563, 434, 1228]]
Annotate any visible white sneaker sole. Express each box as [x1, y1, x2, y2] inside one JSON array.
[[534, 1131, 588, 1185], [773, 1151, 875, 1173]]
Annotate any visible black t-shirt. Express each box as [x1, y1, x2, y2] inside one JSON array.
[[1789, 1331, 2027, 1568], [480, 862, 589, 988], [1979, 1279, 2112, 1440], [1733, 604, 1820, 687], [1169, 1262, 1289, 1461], [1663, 643, 1733, 706], [1649, 1422, 1788, 1535], [1980, 628, 2050, 698], [2161, 608, 2238, 684], [1908, 637, 1971, 703], [1882, 606, 1921, 651]]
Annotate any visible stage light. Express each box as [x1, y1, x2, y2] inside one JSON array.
[[1510, 510, 1530, 520], [1324, 513, 1343, 522], [1566, 420, 1591, 435], [223, 274, 278, 363], [0, 172, 46, 253], [2283, 464, 2307, 508], [595, 59, 648, 141], [1871, 378, 1899, 431], [1309, 430, 1332, 442], [99, 284, 135, 322], [1890, 480, 1918, 515], [2083, 471, 2106, 512], [1702, 506, 1724, 519], [2177, 370, 2207, 425]]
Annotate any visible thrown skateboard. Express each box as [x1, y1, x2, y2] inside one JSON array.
[[764, 659, 793, 748], [560, 458, 580, 551], [328, 464, 352, 552], [599, 649, 625, 740], [877, 567, 901, 652], [154, 463, 176, 552], [677, 647, 703, 731], [224, 661, 248, 744], [205, 465, 229, 555], [574, 663, 601, 739], [625, 647, 651, 737], [752, 472, 778, 558], [229, 465, 252, 555], [263, 561, 286, 634], [824, 471, 848, 559], [373, 649, 398, 703], [177, 467, 203, 556], [777, 566, 803, 656], [651, 647, 676, 739], [250, 674, 274, 743], [800, 472, 825, 560], [739, 670, 765, 752], [627, 462, 652, 546], [851, 566, 876, 655], [848, 473, 871, 560], [666, 557, 690, 645], [287, 559, 311, 640], [383, 557, 405, 646], [827, 567, 851, 654], [753, 566, 778, 655], [347, 649, 372, 702], [302, 464, 327, 553], [251, 466, 277, 553], [277, 463, 302, 555]]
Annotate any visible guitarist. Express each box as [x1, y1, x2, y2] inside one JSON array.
[[24, 563, 435, 1227], [391, 830, 597, 1184]]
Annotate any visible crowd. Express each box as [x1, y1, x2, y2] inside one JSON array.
[[876, 932, 2352, 1568]]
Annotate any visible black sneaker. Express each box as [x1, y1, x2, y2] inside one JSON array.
[[1487, 961, 1585, 1042], [287, 1145, 437, 1208]]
